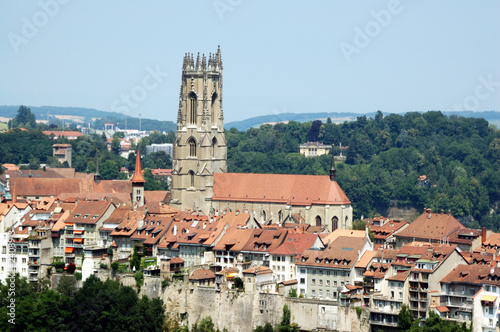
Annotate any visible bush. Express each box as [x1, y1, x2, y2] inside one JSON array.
[[52, 261, 65, 270], [162, 279, 170, 289], [233, 277, 244, 289], [289, 288, 298, 298], [111, 262, 119, 271], [134, 271, 144, 291], [75, 272, 82, 280], [355, 306, 362, 318], [66, 263, 76, 274], [100, 263, 108, 269]]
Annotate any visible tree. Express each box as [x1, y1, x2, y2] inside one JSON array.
[[130, 244, 141, 271], [277, 304, 300, 332], [29, 155, 40, 170], [13, 105, 36, 128], [397, 304, 413, 331], [254, 322, 274, 332], [233, 277, 243, 289], [306, 120, 322, 142]]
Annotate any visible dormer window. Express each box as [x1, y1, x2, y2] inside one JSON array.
[[254, 243, 259, 250], [74, 214, 81, 218], [83, 214, 90, 219], [92, 214, 99, 219], [302, 257, 307, 262], [325, 259, 330, 264]]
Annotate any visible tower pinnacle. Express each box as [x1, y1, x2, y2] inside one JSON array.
[[329, 141, 336, 182]]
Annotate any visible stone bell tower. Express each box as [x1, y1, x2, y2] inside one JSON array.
[[170, 46, 227, 213]]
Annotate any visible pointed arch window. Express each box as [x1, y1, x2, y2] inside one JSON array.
[[315, 216, 322, 227], [211, 92, 217, 126], [188, 92, 197, 125], [332, 216, 338, 230], [188, 170, 195, 187], [188, 138, 197, 157], [211, 137, 217, 158]]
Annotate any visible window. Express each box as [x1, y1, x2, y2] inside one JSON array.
[[331, 216, 338, 230], [334, 281, 337, 286], [319, 290, 323, 298], [189, 92, 197, 124], [188, 138, 197, 157], [300, 278, 305, 284], [311, 290, 316, 297], [326, 280, 331, 286], [315, 215, 322, 226], [189, 170, 195, 187], [326, 290, 330, 299], [319, 279, 323, 286], [312, 278, 316, 285], [2, 246, 5, 254], [300, 268, 306, 274]]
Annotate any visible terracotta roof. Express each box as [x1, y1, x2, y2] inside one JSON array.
[[213, 173, 351, 206], [42, 130, 82, 138], [297, 236, 366, 270], [281, 279, 298, 286], [370, 220, 408, 239], [218, 211, 251, 228], [66, 201, 113, 224], [189, 269, 216, 280], [170, 257, 184, 264], [212, 228, 255, 252], [110, 208, 145, 237], [395, 211, 465, 241], [130, 215, 173, 245], [355, 250, 376, 268], [144, 191, 169, 204], [269, 233, 321, 257], [440, 264, 500, 286], [363, 263, 390, 279], [242, 265, 273, 275], [436, 306, 449, 313], [481, 233, 500, 250], [321, 229, 366, 245], [373, 249, 401, 261], [130, 149, 146, 183], [51, 210, 72, 232], [146, 202, 178, 215], [386, 270, 410, 282], [240, 229, 288, 253]]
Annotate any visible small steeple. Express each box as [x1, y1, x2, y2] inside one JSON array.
[[130, 149, 146, 183], [329, 141, 336, 182]]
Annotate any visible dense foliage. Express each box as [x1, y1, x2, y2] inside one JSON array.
[[0, 275, 165, 331], [398, 305, 470, 332], [226, 111, 500, 229]]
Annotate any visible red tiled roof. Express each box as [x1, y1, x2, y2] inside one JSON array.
[[440, 264, 500, 286], [242, 265, 273, 275], [436, 306, 449, 313], [395, 211, 465, 241], [355, 250, 375, 268], [386, 270, 410, 282], [66, 201, 113, 224], [297, 236, 366, 270], [269, 233, 320, 257], [213, 173, 350, 206], [190, 269, 216, 280], [42, 130, 82, 138]]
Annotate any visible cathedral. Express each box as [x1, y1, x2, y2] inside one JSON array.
[[170, 47, 353, 231]]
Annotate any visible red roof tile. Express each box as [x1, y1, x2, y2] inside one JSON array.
[[213, 173, 350, 206], [190, 269, 216, 280]]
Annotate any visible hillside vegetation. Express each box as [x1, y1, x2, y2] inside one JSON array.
[[226, 111, 500, 230]]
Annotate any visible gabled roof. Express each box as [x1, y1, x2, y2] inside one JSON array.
[[218, 211, 250, 228], [269, 233, 320, 257], [440, 264, 500, 286], [66, 200, 113, 224], [240, 229, 288, 253], [370, 220, 408, 239], [213, 173, 350, 206], [242, 265, 273, 275], [355, 250, 375, 269], [363, 263, 390, 279], [395, 211, 465, 241], [212, 228, 255, 252], [130, 215, 173, 245], [321, 229, 366, 245], [189, 269, 216, 280], [297, 236, 366, 270]]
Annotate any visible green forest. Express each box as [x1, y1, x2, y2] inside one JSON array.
[[2, 107, 500, 230], [225, 111, 500, 230]]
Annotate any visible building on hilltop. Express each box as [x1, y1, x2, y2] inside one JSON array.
[[299, 141, 331, 157], [170, 47, 353, 230]]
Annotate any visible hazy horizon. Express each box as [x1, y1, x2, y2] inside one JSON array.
[[1, 1, 499, 123]]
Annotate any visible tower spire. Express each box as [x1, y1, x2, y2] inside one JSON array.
[[94, 150, 101, 183], [131, 149, 146, 183], [329, 141, 336, 181]]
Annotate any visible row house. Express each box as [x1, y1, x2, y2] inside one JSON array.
[[240, 229, 288, 268], [131, 215, 173, 257], [296, 231, 372, 300], [212, 228, 255, 270], [436, 263, 500, 330], [109, 209, 144, 260], [63, 200, 116, 266], [394, 209, 482, 251], [367, 216, 408, 249], [268, 233, 324, 282]]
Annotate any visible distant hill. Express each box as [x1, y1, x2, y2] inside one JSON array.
[[225, 110, 500, 131], [0, 105, 176, 132]]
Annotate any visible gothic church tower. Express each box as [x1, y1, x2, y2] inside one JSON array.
[[170, 46, 227, 213]]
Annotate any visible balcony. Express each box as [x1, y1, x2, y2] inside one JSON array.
[[28, 243, 40, 249], [369, 319, 398, 327], [28, 276, 38, 282], [28, 261, 39, 266]]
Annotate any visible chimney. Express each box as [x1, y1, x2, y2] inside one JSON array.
[[482, 227, 487, 243], [427, 209, 432, 219], [490, 260, 495, 275], [173, 224, 177, 236]]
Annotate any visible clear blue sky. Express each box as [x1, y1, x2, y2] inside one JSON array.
[[1, 1, 499, 123]]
